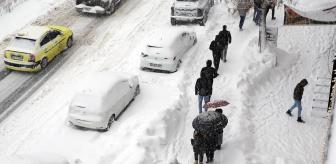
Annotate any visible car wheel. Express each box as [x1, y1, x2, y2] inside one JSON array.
[[66, 36, 73, 49], [40, 57, 48, 69], [199, 12, 207, 26], [193, 38, 197, 45], [134, 85, 140, 97], [100, 114, 115, 132], [106, 1, 116, 15], [171, 18, 177, 26]]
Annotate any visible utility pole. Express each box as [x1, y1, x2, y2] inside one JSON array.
[[259, 0, 267, 53]]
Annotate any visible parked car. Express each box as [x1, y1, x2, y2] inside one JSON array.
[[140, 29, 197, 73], [75, 0, 122, 15], [68, 72, 140, 132], [170, 0, 214, 26], [0, 153, 69, 164], [4, 25, 73, 72]]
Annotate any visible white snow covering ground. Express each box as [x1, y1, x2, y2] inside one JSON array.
[[0, 0, 67, 41], [0, 1, 334, 164]]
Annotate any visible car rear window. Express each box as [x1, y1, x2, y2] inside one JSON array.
[[10, 37, 36, 52]]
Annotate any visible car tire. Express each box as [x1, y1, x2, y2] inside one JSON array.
[[171, 18, 177, 26], [134, 85, 140, 97], [100, 114, 115, 132], [40, 57, 48, 69], [66, 36, 73, 49], [106, 1, 116, 15], [199, 12, 208, 26]]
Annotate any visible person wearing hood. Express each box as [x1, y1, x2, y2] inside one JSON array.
[[215, 108, 228, 150], [209, 35, 224, 74], [195, 72, 212, 113], [286, 79, 308, 123]]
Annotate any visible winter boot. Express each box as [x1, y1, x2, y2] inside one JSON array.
[[286, 110, 292, 117], [297, 117, 305, 123]]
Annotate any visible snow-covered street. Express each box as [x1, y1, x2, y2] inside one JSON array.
[[0, 0, 335, 164]]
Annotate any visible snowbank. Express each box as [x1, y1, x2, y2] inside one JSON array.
[[326, 113, 336, 164], [0, 0, 68, 41]]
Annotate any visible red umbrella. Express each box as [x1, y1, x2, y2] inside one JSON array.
[[203, 100, 229, 109]]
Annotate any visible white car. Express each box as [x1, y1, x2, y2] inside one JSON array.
[[140, 30, 197, 73], [68, 72, 140, 132], [0, 153, 69, 164]]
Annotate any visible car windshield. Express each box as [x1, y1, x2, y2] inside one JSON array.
[[10, 37, 36, 52]]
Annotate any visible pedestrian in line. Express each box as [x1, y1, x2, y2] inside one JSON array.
[[191, 130, 207, 164], [218, 25, 232, 62], [215, 108, 228, 150], [253, 0, 262, 25], [209, 35, 224, 74], [195, 72, 212, 113], [201, 60, 217, 100], [286, 79, 308, 123], [237, 0, 252, 31], [205, 132, 216, 163], [265, 0, 276, 20]]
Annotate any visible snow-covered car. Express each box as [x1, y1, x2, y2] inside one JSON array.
[[68, 72, 140, 132], [171, 0, 214, 26], [4, 25, 73, 72], [0, 153, 69, 164], [140, 30, 197, 73], [75, 0, 122, 15]]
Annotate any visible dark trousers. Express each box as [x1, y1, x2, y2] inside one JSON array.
[[194, 152, 204, 162], [212, 53, 221, 73], [239, 15, 246, 29], [206, 150, 214, 161]]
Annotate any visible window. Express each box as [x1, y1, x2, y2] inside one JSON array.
[[10, 37, 36, 52], [49, 31, 61, 41], [40, 33, 51, 47]]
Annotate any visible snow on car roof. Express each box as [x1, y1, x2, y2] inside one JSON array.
[[79, 72, 134, 96], [16, 26, 49, 40], [147, 28, 190, 47]]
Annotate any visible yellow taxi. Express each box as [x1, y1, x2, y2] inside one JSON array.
[[3, 25, 73, 72]]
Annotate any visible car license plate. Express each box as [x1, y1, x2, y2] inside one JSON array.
[[150, 63, 162, 67], [11, 54, 23, 61]]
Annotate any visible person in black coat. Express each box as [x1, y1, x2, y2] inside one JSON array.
[[286, 79, 308, 123], [215, 108, 228, 150], [195, 72, 212, 113], [191, 130, 207, 164], [253, 0, 262, 25], [218, 25, 232, 62], [209, 35, 224, 74], [201, 60, 217, 88]]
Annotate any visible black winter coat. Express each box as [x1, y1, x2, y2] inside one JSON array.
[[293, 82, 306, 100], [191, 133, 207, 153], [209, 40, 224, 55], [218, 30, 232, 45], [201, 66, 216, 81], [195, 77, 212, 96]]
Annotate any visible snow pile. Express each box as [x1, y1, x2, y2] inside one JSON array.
[[327, 113, 336, 164], [0, 0, 68, 41], [285, 0, 336, 22], [0, 0, 27, 16]]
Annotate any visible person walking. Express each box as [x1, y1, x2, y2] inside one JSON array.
[[286, 79, 308, 123], [265, 0, 276, 20], [237, 0, 252, 31], [218, 25, 232, 62], [214, 108, 228, 150], [209, 35, 224, 73], [201, 60, 217, 100], [205, 132, 216, 163], [195, 72, 212, 113], [253, 0, 262, 25], [191, 130, 207, 164]]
